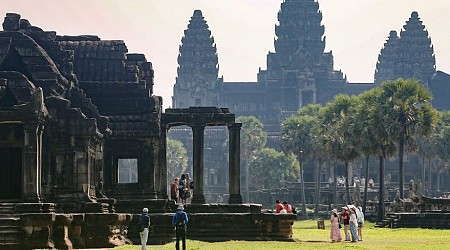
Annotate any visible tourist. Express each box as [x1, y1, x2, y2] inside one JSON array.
[[357, 206, 365, 241], [283, 201, 293, 214], [368, 178, 374, 188], [349, 207, 359, 242], [172, 204, 189, 250], [170, 178, 179, 203], [275, 200, 284, 213], [179, 174, 187, 205], [341, 206, 350, 241], [330, 208, 342, 242], [139, 207, 151, 250], [185, 173, 192, 201]]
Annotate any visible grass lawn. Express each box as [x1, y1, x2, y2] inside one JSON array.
[[112, 220, 449, 250]]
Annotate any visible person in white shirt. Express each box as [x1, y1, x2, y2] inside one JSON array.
[[349, 207, 359, 242]]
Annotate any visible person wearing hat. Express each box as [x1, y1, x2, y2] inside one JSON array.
[[349, 207, 359, 242], [172, 204, 189, 250], [139, 207, 151, 250], [330, 208, 342, 242], [341, 206, 350, 241], [357, 206, 365, 241]]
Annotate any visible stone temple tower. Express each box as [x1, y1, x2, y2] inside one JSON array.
[[172, 10, 221, 108], [257, 0, 336, 129], [375, 11, 436, 84]]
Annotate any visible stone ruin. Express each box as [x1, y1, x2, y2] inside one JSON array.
[[0, 13, 295, 249]]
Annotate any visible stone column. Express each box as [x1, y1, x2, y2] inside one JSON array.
[[141, 139, 157, 199], [22, 122, 43, 202], [159, 125, 168, 198], [191, 125, 205, 204], [228, 123, 242, 204]]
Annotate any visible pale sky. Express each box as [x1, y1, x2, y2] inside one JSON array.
[[2, 0, 450, 109]]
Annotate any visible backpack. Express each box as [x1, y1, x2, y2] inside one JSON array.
[[175, 212, 186, 230]]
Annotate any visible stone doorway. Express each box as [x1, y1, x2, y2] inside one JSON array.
[[0, 147, 22, 199]]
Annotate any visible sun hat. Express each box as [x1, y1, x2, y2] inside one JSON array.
[[332, 208, 338, 213], [143, 207, 148, 213], [177, 205, 184, 210]]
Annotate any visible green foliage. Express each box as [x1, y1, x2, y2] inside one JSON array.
[[166, 139, 189, 181], [248, 148, 299, 190], [237, 115, 267, 156]]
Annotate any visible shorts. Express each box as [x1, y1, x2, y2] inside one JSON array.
[[358, 222, 363, 228]]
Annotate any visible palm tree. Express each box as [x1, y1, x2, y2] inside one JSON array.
[[320, 94, 360, 205], [380, 78, 437, 198], [353, 89, 380, 213], [281, 112, 317, 220], [369, 91, 398, 221]]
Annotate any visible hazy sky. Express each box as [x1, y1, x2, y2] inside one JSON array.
[[2, 0, 450, 109]]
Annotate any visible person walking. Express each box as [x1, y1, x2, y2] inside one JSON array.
[[341, 206, 350, 241], [329, 208, 342, 242], [172, 204, 189, 250], [349, 207, 359, 242], [139, 207, 151, 250], [179, 174, 187, 205]]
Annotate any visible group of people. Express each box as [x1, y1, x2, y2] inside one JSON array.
[[170, 173, 193, 205], [138, 204, 189, 250], [274, 200, 296, 214], [330, 205, 364, 243]]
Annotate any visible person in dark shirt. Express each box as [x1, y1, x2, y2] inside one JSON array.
[[139, 207, 150, 250], [172, 205, 189, 250]]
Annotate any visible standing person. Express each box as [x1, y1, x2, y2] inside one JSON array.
[[179, 174, 187, 205], [330, 208, 342, 242], [341, 207, 350, 241], [172, 205, 189, 250], [138, 208, 151, 250], [185, 173, 192, 203], [349, 207, 359, 242], [357, 206, 365, 241], [170, 178, 179, 202]]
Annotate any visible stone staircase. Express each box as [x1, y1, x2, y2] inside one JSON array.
[[375, 212, 400, 228], [0, 203, 22, 249]]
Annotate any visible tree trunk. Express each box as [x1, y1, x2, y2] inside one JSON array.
[[363, 155, 370, 214], [428, 159, 432, 195], [314, 158, 322, 219], [298, 155, 308, 220], [334, 164, 338, 208], [378, 155, 385, 222], [421, 157, 425, 195], [399, 135, 405, 199], [345, 160, 351, 205]]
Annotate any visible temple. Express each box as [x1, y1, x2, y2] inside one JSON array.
[[171, 2, 450, 204], [0, 12, 275, 249]]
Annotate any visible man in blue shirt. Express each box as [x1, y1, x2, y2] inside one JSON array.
[[172, 204, 189, 250]]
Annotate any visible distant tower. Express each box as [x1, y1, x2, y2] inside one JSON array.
[[172, 10, 221, 108], [260, 0, 328, 117], [375, 11, 436, 84], [375, 31, 400, 84], [272, 0, 325, 69]]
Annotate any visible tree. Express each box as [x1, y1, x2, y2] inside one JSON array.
[[320, 94, 360, 205], [248, 148, 299, 190], [380, 78, 437, 198], [281, 109, 318, 220], [167, 139, 189, 182], [353, 88, 381, 213], [236, 116, 267, 201]]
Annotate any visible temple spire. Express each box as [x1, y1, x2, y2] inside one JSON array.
[[172, 10, 220, 108], [375, 11, 436, 84]]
